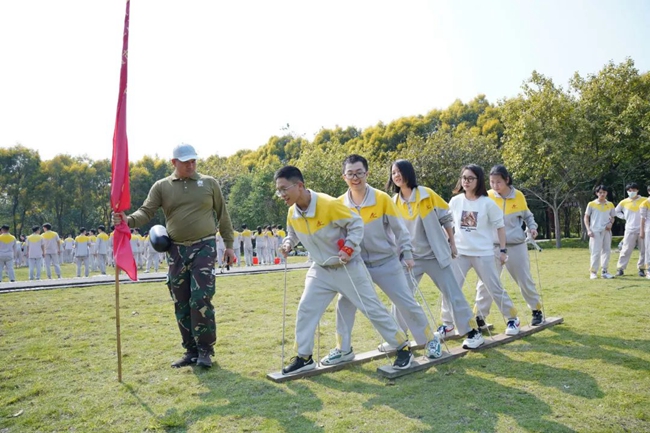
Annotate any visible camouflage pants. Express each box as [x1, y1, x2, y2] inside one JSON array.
[[167, 238, 217, 355]]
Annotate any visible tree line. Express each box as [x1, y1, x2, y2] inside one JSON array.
[[1, 58, 648, 247]]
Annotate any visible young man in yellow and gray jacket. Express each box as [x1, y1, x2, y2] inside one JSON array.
[[26, 225, 45, 280], [275, 165, 413, 375], [472, 165, 545, 326], [0, 224, 16, 282], [615, 182, 647, 277], [320, 154, 441, 365], [240, 225, 254, 266], [42, 223, 62, 279]]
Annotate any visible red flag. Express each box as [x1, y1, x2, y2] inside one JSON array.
[[110, 0, 137, 281]]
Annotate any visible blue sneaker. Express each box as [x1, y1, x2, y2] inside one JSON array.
[[437, 324, 455, 338]]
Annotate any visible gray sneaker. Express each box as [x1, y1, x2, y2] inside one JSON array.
[[321, 347, 355, 365]]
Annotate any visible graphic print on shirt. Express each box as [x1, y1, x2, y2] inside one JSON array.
[[460, 210, 478, 232]]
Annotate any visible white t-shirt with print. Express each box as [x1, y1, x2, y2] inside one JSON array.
[[449, 194, 504, 257]]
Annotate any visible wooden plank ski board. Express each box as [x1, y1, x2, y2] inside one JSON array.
[[266, 341, 424, 383], [377, 316, 563, 379]]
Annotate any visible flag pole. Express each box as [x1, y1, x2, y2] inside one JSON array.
[[115, 267, 122, 382]]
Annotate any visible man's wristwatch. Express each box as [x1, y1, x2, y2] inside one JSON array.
[[500, 248, 508, 253]]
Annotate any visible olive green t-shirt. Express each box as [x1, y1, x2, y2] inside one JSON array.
[[127, 172, 234, 248]]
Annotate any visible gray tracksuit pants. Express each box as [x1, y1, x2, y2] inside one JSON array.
[[476, 243, 541, 314], [410, 257, 476, 336], [295, 258, 407, 357], [335, 257, 433, 351]]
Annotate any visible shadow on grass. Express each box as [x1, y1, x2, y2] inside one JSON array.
[[316, 365, 577, 433], [517, 326, 650, 372], [145, 365, 324, 433]]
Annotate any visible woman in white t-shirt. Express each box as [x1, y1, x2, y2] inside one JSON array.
[[446, 164, 520, 336]]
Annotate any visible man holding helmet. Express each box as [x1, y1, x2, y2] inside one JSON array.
[[113, 143, 235, 368]]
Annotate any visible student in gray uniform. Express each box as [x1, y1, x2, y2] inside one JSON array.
[[615, 182, 646, 277], [0, 224, 16, 282], [276, 165, 413, 374], [388, 159, 484, 349], [321, 155, 442, 365], [473, 165, 545, 326]]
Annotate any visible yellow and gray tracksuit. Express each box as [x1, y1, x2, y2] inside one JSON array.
[[393, 186, 477, 336], [615, 197, 647, 271], [74, 235, 90, 277], [42, 231, 62, 279], [96, 232, 109, 274], [475, 188, 542, 314], [586, 199, 616, 274], [333, 186, 434, 351], [0, 233, 16, 281], [64, 237, 74, 263], [640, 200, 650, 271], [283, 189, 408, 357], [26, 233, 44, 280], [241, 229, 253, 266], [276, 229, 286, 264], [216, 231, 225, 266]]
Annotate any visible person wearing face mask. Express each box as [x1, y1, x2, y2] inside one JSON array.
[[639, 185, 650, 280], [585, 185, 616, 280], [614, 182, 647, 277]]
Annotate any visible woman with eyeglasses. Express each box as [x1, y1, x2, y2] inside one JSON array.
[[387, 159, 485, 349], [442, 164, 521, 336]]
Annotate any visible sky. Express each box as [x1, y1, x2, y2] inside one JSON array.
[[1, 0, 649, 163]]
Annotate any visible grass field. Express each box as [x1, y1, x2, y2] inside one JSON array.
[[1, 246, 649, 432]]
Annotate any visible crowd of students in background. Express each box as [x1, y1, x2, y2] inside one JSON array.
[[0, 222, 290, 282]]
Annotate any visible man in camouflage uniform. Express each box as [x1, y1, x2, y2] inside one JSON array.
[[113, 143, 235, 368]]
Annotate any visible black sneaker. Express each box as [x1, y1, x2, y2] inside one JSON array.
[[616, 269, 624, 277], [171, 351, 198, 368], [639, 269, 646, 277], [476, 316, 488, 330], [196, 349, 213, 368], [531, 310, 544, 326], [282, 355, 315, 375], [393, 345, 413, 370]]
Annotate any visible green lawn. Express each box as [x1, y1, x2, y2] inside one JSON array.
[[1, 248, 649, 432]]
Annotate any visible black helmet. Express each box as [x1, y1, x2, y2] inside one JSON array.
[[149, 225, 172, 253]]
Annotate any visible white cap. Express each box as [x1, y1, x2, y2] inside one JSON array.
[[172, 143, 198, 162]]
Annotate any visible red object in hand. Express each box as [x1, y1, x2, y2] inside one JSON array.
[[337, 239, 345, 249]]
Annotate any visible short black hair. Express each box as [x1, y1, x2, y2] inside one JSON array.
[[489, 165, 513, 186], [626, 182, 639, 191], [274, 165, 304, 184], [98, 225, 106, 231], [241, 224, 247, 229], [42, 223, 52, 230], [594, 185, 608, 194], [386, 159, 418, 194], [453, 164, 488, 197], [1, 224, 9, 231], [80, 227, 86, 233], [342, 154, 368, 172]]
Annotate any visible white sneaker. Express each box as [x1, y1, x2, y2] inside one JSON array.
[[590, 272, 598, 280], [602, 272, 614, 279], [505, 318, 521, 336], [646, 273, 650, 280], [320, 347, 355, 365], [425, 332, 442, 359], [377, 342, 396, 353], [462, 329, 485, 349]]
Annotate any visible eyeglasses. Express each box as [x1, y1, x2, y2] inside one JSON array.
[[275, 183, 298, 197], [343, 171, 367, 180], [461, 176, 477, 182]]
